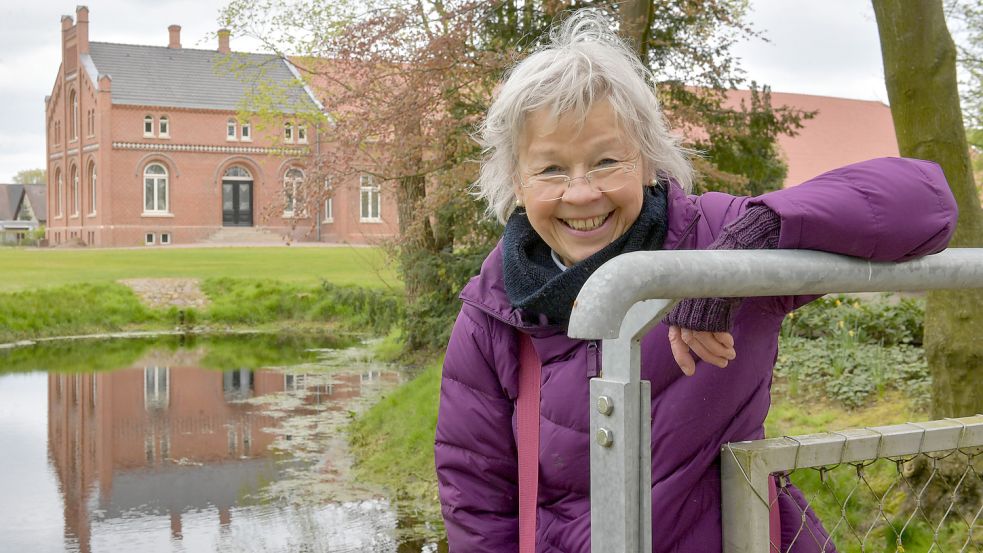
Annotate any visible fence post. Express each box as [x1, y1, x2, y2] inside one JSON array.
[[720, 444, 772, 553]]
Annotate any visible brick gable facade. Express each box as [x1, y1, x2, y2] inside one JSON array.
[[45, 6, 398, 247]]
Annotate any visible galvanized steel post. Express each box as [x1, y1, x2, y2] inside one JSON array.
[[567, 249, 983, 552]]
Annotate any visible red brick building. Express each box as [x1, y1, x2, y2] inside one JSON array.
[[45, 6, 399, 247]]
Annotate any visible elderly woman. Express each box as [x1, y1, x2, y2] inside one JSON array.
[[434, 12, 957, 553]]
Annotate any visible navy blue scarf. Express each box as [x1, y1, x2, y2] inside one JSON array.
[[502, 183, 668, 326]]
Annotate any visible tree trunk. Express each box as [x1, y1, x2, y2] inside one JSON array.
[[872, 0, 983, 417], [616, 0, 653, 59]]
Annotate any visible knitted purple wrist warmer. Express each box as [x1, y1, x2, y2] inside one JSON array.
[[665, 205, 781, 331]]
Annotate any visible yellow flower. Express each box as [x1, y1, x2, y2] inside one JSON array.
[[848, 330, 855, 337], [787, 312, 794, 319], [835, 299, 842, 307], [838, 320, 845, 329], [853, 301, 861, 309]]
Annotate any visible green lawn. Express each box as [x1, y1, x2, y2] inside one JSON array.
[[0, 246, 399, 291]]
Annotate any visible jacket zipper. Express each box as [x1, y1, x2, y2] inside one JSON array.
[[586, 340, 600, 378]]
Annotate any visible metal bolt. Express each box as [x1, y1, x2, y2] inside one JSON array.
[[597, 395, 614, 415], [596, 427, 614, 447]]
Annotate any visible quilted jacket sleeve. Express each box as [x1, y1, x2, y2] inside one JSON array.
[[748, 157, 957, 312], [435, 305, 519, 551]]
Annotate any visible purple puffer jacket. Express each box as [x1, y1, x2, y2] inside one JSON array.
[[435, 158, 957, 552]]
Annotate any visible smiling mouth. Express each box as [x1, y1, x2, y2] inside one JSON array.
[[562, 213, 610, 231]]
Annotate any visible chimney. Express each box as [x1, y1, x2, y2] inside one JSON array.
[[168, 25, 181, 49], [217, 29, 231, 54], [76, 6, 89, 53]]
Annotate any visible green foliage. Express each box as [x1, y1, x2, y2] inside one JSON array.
[[776, 294, 930, 408], [690, 84, 813, 195], [201, 277, 403, 335], [0, 283, 164, 343], [775, 336, 929, 408], [781, 294, 925, 346], [397, 245, 491, 351], [11, 168, 45, 185]]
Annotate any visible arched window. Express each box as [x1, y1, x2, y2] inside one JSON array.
[[70, 90, 78, 141], [143, 163, 168, 213], [226, 118, 237, 140], [241, 121, 251, 141], [159, 115, 170, 138], [88, 162, 97, 215], [283, 122, 293, 143], [54, 169, 63, 217], [70, 165, 80, 216], [283, 168, 304, 214], [224, 166, 251, 179], [144, 115, 154, 137]]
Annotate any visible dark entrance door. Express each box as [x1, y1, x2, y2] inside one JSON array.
[[222, 167, 253, 226]]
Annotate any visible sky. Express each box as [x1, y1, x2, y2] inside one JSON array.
[[0, 0, 888, 182]]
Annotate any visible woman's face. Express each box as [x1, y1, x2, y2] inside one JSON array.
[[516, 99, 645, 266]]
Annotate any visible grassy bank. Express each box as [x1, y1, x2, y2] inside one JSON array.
[[0, 277, 403, 344], [0, 246, 398, 292]]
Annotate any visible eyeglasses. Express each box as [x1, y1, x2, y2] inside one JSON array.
[[519, 161, 638, 202]]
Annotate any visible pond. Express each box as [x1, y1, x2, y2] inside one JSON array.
[[0, 334, 446, 553]]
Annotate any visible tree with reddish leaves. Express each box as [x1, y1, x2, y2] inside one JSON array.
[[221, 0, 807, 351]]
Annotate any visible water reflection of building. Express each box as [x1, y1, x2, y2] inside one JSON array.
[[45, 352, 397, 553]]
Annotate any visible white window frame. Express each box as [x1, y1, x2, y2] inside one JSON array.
[[70, 165, 80, 217], [159, 115, 170, 138], [359, 174, 381, 222], [283, 168, 304, 216], [323, 179, 333, 223], [88, 162, 97, 216], [297, 125, 307, 144], [145, 232, 155, 245], [144, 115, 154, 137], [143, 163, 170, 215], [283, 122, 293, 143], [227, 118, 237, 141], [54, 170, 63, 218], [160, 232, 171, 245], [241, 122, 251, 142]]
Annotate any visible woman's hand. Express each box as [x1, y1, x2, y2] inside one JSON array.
[[667, 325, 736, 376]]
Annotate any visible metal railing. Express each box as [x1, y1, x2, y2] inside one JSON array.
[[722, 417, 983, 552], [567, 249, 983, 552]]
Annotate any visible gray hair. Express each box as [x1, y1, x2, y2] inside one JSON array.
[[475, 10, 693, 224]]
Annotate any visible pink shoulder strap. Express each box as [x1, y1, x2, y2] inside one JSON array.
[[517, 332, 541, 553]]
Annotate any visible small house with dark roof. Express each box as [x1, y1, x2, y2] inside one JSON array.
[[45, 6, 398, 247], [0, 183, 46, 244]]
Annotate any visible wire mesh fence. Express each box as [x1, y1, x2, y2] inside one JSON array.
[[722, 416, 983, 553]]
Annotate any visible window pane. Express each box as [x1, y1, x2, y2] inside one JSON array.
[[145, 179, 154, 211], [145, 117, 153, 134], [372, 189, 380, 218], [242, 124, 250, 138], [160, 117, 169, 134], [361, 190, 369, 218], [158, 179, 167, 211], [145, 164, 166, 176]]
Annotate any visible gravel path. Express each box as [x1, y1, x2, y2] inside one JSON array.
[[119, 278, 210, 309]]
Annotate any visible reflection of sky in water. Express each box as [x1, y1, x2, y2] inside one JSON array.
[[89, 501, 399, 553], [0, 340, 438, 553], [0, 373, 66, 553]]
